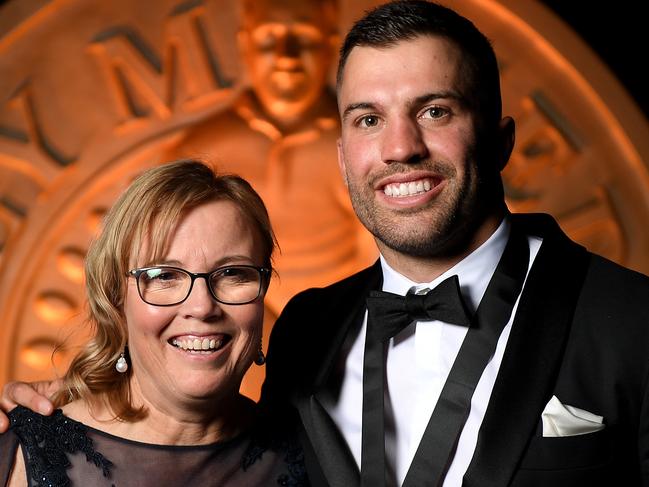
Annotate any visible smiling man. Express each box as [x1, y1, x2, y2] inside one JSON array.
[[261, 1, 649, 486]]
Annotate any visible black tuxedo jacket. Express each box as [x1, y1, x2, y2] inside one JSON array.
[[260, 213, 649, 486]]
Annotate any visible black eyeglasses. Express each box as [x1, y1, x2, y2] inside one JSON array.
[[128, 265, 270, 306]]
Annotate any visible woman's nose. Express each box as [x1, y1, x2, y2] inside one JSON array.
[[182, 277, 220, 318]]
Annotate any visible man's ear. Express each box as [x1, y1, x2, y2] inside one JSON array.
[[497, 116, 515, 172], [337, 138, 349, 187]]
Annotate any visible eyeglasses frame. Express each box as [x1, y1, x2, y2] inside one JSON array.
[[128, 264, 271, 307]]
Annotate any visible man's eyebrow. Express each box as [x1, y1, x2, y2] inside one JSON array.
[[413, 91, 463, 106], [341, 102, 376, 121]]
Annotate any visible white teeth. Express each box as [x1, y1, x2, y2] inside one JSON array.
[[172, 337, 224, 352], [383, 178, 434, 197]]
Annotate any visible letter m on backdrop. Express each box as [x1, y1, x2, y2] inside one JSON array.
[[88, 3, 233, 129]]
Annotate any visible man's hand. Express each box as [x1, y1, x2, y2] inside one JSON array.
[[0, 379, 62, 432]]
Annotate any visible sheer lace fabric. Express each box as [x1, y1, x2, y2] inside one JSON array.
[[0, 406, 307, 487]]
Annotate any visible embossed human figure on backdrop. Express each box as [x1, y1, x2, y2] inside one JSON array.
[[165, 0, 376, 318]]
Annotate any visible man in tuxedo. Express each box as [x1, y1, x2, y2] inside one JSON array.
[[259, 1, 649, 486], [2, 1, 649, 486]]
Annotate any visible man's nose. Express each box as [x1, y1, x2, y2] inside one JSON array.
[[380, 118, 428, 164]]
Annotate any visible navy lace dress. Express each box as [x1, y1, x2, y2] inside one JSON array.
[[0, 406, 308, 487]]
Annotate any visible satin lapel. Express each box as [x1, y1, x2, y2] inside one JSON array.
[[312, 260, 383, 392], [297, 261, 382, 487], [295, 395, 362, 487], [464, 215, 591, 487]]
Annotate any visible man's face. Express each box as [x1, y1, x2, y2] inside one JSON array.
[[240, 2, 335, 122], [337, 35, 499, 259]]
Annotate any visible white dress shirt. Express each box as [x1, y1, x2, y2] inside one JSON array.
[[321, 218, 542, 486]]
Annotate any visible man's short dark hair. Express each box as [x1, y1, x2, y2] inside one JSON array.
[[336, 0, 502, 127]]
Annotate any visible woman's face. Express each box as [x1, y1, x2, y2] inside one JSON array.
[[123, 200, 266, 410]]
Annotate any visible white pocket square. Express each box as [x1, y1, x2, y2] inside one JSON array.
[[541, 395, 605, 437]]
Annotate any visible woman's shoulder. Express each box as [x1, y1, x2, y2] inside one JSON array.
[[242, 406, 309, 486], [9, 403, 98, 444], [7, 405, 113, 486], [243, 433, 308, 486]]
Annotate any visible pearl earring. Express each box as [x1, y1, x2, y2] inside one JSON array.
[[115, 352, 129, 373]]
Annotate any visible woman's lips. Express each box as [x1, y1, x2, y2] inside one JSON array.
[[169, 334, 231, 353]]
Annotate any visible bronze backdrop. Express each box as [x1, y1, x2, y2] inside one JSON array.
[[1, 0, 648, 400]]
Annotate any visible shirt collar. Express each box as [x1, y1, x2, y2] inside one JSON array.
[[380, 217, 510, 312]]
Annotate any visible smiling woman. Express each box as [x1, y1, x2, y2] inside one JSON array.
[[0, 161, 308, 487]]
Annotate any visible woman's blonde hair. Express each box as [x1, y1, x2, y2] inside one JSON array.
[[53, 160, 277, 419]]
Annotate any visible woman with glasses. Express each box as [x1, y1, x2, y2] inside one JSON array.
[[0, 160, 307, 486]]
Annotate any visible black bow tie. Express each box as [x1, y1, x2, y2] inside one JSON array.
[[366, 275, 472, 342]]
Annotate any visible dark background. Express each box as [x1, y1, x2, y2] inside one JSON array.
[[539, 1, 647, 119]]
